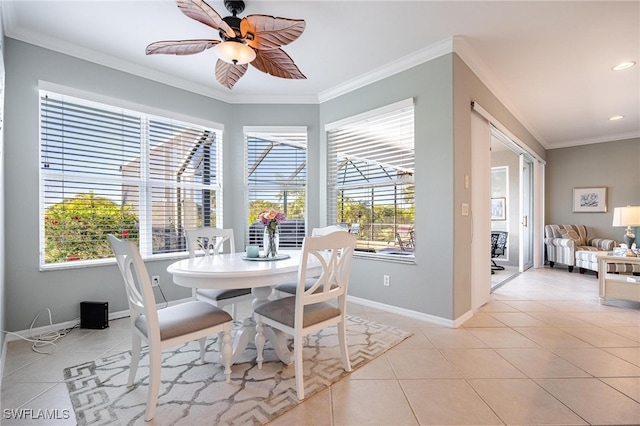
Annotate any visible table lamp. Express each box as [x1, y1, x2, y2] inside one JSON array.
[[612, 205, 640, 257]]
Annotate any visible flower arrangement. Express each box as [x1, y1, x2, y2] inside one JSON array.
[[258, 209, 286, 232], [258, 209, 286, 257]]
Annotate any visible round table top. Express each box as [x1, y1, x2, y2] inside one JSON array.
[[167, 250, 305, 289]]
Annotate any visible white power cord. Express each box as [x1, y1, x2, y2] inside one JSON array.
[[1, 308, 79, 354]]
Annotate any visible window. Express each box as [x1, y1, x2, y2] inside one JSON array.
[[40, 90, 223, 267], [245, 127, 307, 248], [327, 99, 415, 257]]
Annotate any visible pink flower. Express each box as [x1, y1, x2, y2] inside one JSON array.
[[257, 209, 286, 227]]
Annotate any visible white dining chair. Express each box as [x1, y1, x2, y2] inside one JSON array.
[[185, 227, 253, 320], [108, 235, 233, 421], [253, 231, 357, 400], [273, 226, 347, 297], [312, 225, 348, 236]]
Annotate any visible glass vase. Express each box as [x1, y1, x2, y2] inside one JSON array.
[[263, 227, 279, 258]]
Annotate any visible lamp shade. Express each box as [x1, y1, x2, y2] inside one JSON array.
[[213, 41, 256, 65], [612, 205, 640, 227]]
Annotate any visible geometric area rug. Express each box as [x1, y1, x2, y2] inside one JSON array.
[[63, 316, 412, 425]]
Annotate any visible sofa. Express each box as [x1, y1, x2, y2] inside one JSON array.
[[544, 224, 616, 272]]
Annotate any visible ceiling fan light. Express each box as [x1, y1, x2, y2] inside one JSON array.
[[214, 41, 256, 65], [612, 61, 636, 71]]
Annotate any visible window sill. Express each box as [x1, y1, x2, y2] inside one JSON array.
[[39, 251, 190, 271], [353, 250, 416, 264]]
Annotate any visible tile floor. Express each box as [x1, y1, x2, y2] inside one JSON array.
[[490, 264, 519, 290], [2, 267, 640, 425]]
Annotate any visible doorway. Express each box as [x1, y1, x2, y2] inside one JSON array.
[[470, 103, 545, 311], [490, 127, 535, 289]]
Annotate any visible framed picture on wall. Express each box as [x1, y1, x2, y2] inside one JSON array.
[[573, 187, 607, 212], [491, 197, 506, 220]]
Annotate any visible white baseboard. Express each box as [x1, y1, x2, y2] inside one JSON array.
[[3, 299, 192, 343], [4, 296, 472, 345], [4, 310, 124, 342], [347, 295, 469, 328]]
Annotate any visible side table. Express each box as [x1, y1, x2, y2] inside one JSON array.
[[596, 252, 640, 304]]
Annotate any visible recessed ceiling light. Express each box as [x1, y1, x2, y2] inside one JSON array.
[[612, 61, 636, 71], [609, 115, 624, 121]]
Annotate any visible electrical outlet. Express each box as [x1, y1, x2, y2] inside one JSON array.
[[383, 275, 390, 286], [152, 276, 160, 287]]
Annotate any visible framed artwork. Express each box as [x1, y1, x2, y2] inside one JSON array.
[[573, 187, 607, 212], [491, 197, 506, 221]]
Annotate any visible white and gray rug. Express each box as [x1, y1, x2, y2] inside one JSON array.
[[64, 316, 411, 425]]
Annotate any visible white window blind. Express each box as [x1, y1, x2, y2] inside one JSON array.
[[327, 99, 415, 254], [40, 90, 223, 266], [245, 127, 307, 248]]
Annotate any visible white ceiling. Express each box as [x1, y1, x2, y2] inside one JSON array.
[[2, 0, 639, 150]]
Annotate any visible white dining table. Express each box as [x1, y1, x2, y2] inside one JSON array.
[[167, 250, 317, 365]]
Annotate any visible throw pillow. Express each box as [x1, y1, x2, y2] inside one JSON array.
[[561, 229, 583, 246], [551, 226, 564, 238]]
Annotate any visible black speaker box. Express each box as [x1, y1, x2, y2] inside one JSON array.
[[80, 301, 109, 329]]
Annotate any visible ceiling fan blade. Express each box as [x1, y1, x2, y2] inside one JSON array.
[[241, 15, 305, 50], [177, 0, 235, 39], [251, 48, 306, 80], [146, 39, 220, 55], [215, 59, 248, 89]]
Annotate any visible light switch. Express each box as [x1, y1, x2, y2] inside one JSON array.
[[464, 175, 470, 189], [461, 203, 469, 216]]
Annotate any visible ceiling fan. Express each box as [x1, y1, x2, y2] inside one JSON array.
[[146, 0, 306, 89]]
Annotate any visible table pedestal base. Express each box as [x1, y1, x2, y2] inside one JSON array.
[[228, 286, 292, 365]]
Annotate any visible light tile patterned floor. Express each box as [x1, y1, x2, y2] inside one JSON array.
[[2, 267, 640, 425]]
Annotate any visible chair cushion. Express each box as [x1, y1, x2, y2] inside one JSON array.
[[196, 287, 252, 301], [254, 297, 341, 328], [135, 301, 232, 341], [275, 278, 331, 295]]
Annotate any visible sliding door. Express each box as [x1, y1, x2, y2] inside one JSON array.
[[520, 154, 534, 271]]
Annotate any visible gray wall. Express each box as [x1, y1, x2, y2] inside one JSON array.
[[319, 53, 546, 320], [2, 38, 318, 331], [3, 38, 545, 332], [545, 138, 640, 241], [452, 54, 545, 318], [320, 55, 455, 319]]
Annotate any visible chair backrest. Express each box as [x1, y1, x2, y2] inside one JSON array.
[[544, 224, 587, 241], [396, 227, 415, 251], [295, 231, 357, 323], [108, 234, 158, 332], [312, 225, 348, 236], [491, 231, 508, 256], [185, 227, 235, 258]]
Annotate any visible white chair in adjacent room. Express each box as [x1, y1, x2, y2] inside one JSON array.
[[253, 231, 357, 400], [185, 227, 253, 320], [108, 234, 233, 421]]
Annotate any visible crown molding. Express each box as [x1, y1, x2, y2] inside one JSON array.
[[547, 131, 640, 150], [4, 1, 620, 150], [1, 15, 552, 148], [6, 32, 238, 104], [318, 37, 455, 104], [224, 93, 320, 104]]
